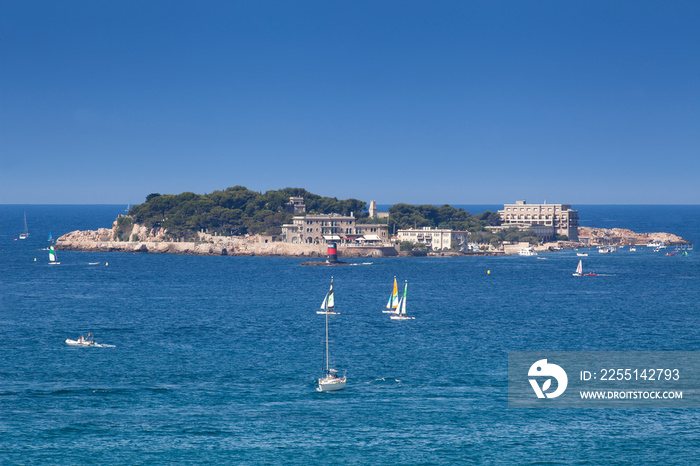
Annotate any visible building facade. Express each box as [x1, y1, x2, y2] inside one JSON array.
[[282, 213, 390, 245], [497, 200, 579, 241], [397, 227, 469, 251]]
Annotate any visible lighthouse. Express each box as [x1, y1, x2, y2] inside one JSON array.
[[326, 242, 338, 263]]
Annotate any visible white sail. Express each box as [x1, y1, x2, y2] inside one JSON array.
[[386, 277, 399, 310], [49, 246, 57, 263], [19, 211, 29, 239], [398, 281, 407, 315], [390, 281, 414, 320], [573, 259, 582, 276], [320, 280, 334, 310]]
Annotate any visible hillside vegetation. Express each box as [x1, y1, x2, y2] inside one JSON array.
[[128, 186, 367, 239], [127, 186, 509, 242]]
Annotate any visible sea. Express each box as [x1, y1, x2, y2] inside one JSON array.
[[1, 204, 699, 464]]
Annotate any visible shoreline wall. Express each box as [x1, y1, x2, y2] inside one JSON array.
[[56, 220, 691, 258]]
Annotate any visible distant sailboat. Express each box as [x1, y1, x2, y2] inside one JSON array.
[[573, 260, 583, 277], [390, 280, 415, 320], [19, 211, 29, 239], [317, 277, 339, 315], [383, 276, 399, 313], [48, 231, 54, 243], [48, 245, 60, 265], [573, 259, 596, 276], [317, 277, 346, 392]]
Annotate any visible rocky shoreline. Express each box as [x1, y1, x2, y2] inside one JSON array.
[[56, 220, 692, 258]]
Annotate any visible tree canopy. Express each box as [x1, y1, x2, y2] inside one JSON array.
[[128, 186, 505, 241], [128, 186, 368, 239], [388, 204, 501, 231]]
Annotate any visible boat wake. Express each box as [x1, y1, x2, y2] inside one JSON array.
[[368, 377, 402, 385]]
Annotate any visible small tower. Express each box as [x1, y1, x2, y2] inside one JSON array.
[[369, 200, 378, 219], [327, 242, 338, 263]]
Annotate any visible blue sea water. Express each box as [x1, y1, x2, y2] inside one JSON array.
[[1, 205, 699, 464]]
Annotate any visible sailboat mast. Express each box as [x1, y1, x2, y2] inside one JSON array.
[[325, 295, 329, 373]]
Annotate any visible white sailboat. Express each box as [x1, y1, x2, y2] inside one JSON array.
[[19, 211, 29, 239], [317, 277, 346, 392], [49, 245, 60, 265], [382, 276, 400, 313], [573, 259, 583, 277], [317, 277, 340, 315], [390, 280, 415, 320]]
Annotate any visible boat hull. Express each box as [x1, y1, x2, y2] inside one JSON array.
[[65, 339, 95, 347], [317, 376, 346, 392], [316, 311, 340, 315], [390, 315, 415, 320]]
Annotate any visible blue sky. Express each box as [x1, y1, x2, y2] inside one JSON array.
[[1, 1, 698, 205]]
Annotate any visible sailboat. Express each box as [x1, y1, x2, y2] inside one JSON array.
[[48, 231, 54, 243], [317, 277, 340, 315], [317, 277, 346, 392], [572, 260, 583, 276], [382, 276, 400, 313], [573, 259, 595, 277], [390, 280, 415, 320], [19, 211, 29, 239], [48, 245, 60, 265]]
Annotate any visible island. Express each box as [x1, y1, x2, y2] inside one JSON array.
[[56, 187, 692, 258]]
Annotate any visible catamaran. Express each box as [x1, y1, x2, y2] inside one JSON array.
[[573, 260, 583, 277], [573, 259, 596, 277], [317, 277, 339, 315], [390, 280, 415, 320], [48, 245, 60, 265], [19, 211, 29, 239], [383, 276, 400, 313], [317, 277, 346, 392]]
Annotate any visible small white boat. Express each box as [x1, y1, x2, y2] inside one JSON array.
[[629, 246, 636, 252], [66, 336, 96, 347], [318, 369, 346, 392], [316, 278, 339, 315], [518, 247, 537, 256], [577, 252, 588, 257], [317, 277, 346, 392], [390, 281, 415, 320], [383, 276, 400, 313], [65, 334, 114, 347], [49, 245, 60, 265]]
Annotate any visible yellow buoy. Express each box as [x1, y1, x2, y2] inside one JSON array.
[[34, 258, 37, 261], [487, 270, 491, 275], [105, 262, 109, 266]]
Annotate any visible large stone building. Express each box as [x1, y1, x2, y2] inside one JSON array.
[[282, 213, 390, 245], [497, 200, 579, 241], [397, 227, 469, 251]]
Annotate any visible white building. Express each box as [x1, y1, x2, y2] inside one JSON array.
[[282, 213, 389, 245], [497, 200, 579, 241], [397, 227, 469, 251]]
